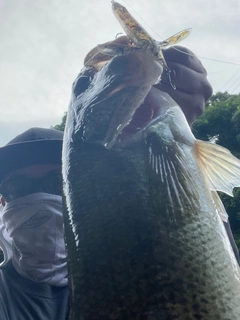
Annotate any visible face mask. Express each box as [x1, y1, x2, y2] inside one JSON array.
[[0, 193, 68, 286]]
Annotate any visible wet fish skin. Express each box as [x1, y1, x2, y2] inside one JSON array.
[[62, 49, 163, 320], [62, 40, 240, 319]]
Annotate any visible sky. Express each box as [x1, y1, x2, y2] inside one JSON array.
[[0, 0, 240, 146]]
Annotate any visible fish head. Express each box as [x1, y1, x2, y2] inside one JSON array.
[[68, 36, 172, 149]]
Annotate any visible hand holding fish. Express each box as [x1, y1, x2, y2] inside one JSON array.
[[155, 45, 213, 124], [92, 35, 212, 126]]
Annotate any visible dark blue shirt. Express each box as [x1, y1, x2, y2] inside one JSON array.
[[0, 261, 69, 320]]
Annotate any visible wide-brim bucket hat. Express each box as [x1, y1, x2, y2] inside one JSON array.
[[0, 127, 63, 181]]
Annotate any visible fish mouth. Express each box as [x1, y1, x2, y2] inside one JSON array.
[[81, 37, 165, 148], [96, 53, 164, 149], [117, 91, 155, 141], [114, 86, 168, 145]]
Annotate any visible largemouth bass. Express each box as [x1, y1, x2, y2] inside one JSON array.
[[62, 3, 240, 320], [62, 36, 240, 319]]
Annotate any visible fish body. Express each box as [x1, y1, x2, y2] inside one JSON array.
[[62, 39, 240, 319], [62, 2, 240, 319]]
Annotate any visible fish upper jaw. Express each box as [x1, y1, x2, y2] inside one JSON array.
[[71, 50, 163, 149]]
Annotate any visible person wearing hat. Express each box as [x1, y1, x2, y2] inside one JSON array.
[[0, 128, 69, 320], [0, 44, 238, 320]]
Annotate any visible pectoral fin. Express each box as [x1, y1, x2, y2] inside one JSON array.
[[147, 132, 200, 222], [195, 140, 240, 196]]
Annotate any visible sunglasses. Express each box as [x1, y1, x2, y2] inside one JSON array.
[[0, 172, 63, 202]]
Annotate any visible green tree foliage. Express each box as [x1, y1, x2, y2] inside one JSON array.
[[192, 92, 240, 247], [192, 92, 240, 157], [52, 112, 67, 132]]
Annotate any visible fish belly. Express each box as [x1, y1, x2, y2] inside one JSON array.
[[63, 133, 240, 320]]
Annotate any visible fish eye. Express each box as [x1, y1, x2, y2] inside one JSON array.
[[73, 75, 91, 97]]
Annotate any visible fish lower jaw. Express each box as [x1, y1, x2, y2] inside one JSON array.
[[104, 104, 156, 148], [103, 89, 174, 149], [109, 114, 165, 148]]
